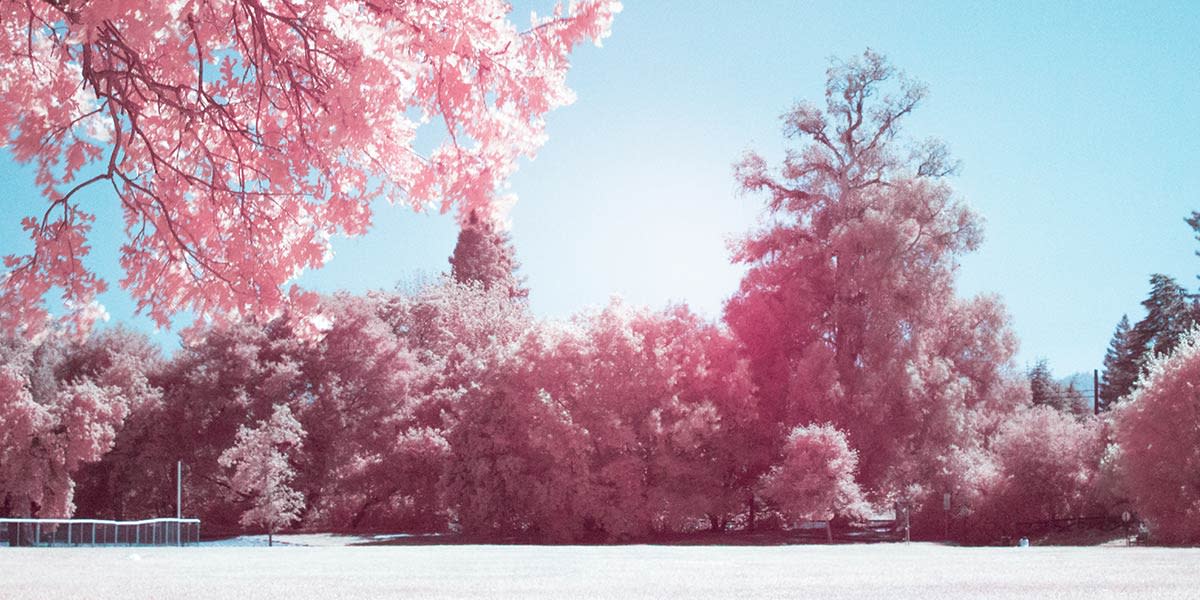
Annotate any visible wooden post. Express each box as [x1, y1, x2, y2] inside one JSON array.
[[943, 492, 951, 542], [904, 507, 911, 543], [747, 494, 756, 532]]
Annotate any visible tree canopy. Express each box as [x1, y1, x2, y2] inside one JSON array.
[[0, 0, 619, 337]]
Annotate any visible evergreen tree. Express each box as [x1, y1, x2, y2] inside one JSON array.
[[1099, 315, 1139, 411], [1102, 275, 1198, 410], [1186, 210, 1200, 322], [449, 210, 529, 299], [1129, 274, 1195, 360], [1185, 211, 1200, 270], [1028, 359, 1057, 408], [1028, 359, 1088, 415]]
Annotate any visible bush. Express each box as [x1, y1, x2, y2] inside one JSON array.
[[962, 406, 1105, 544], [758, 424, 866, 524]]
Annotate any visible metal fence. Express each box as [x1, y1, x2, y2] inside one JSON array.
[[0, 518, 201, 547]]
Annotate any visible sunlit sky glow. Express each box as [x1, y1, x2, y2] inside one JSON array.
[[2, 1, 1198, 378]]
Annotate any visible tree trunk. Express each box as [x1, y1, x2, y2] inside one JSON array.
[[268, 530, 273, 547], [747, 494, 756, 532]]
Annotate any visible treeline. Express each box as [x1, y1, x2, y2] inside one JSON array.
[[1, 51, 1196, 545], [1, 276, 1111, 544]]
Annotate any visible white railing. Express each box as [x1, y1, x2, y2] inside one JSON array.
[[0, 517, 201, 547]]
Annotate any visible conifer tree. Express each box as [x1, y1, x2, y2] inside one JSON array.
[[1099, 315, 1140, 411], [1130, 274, 1196, 363], [1185, 211, 1200, 271], [1028, 359, 1087, 415], [449, 210, 529, 299]]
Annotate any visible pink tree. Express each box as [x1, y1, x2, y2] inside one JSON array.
[[0, 0, 620, 337], [0, 335, 130, 519], [758, 424, 866, 526], [439, 342, 595, 542], [57, 327, 165, 519], [382, 277, 590, 540], [725, 50, 1024, 514], [449, 210, 528, 299], [218, 403, 306, 546], [118, 316, 308, 526], [1113, 330, 1200, 544], [544, 301, 764, 538], [295, 293, 447, 531], [965, 406, 1105, 543]]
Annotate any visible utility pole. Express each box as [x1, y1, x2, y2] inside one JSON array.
[[1093, 369, 1100, 416]]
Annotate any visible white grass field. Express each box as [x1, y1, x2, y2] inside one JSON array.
[[1, 542, 1197, 599]]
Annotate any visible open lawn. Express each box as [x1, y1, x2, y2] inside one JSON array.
[[1, 542, 1197, 599]]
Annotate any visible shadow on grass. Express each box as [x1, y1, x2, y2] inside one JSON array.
[[354, 529, 907, 547]]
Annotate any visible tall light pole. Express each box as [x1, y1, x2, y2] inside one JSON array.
[[177, 461, 182, 546]]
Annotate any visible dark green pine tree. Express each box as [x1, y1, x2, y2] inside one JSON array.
[[1099, 315, 1140, 411]]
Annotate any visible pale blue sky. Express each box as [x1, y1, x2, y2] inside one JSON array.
[[2, 1, 1198, 377]]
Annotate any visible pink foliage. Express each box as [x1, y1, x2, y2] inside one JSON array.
[[0, 0, 620, 337], [550, 301, 762, 537], [0, 337, 129, 518], [725, 50, 1021, 511], [758, 424, 866, 523], [219, 403, 306, 536], [449, 210, 528, 299], [297, 293, 446, 530], [424, 290, 763, 541], [134, 318, 307, 525], [964, 406, 1105, 542], [1114, 330, 1200, 544]]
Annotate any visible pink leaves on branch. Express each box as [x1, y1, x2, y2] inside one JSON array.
[[0, 0, 620, 337]]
